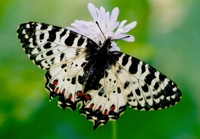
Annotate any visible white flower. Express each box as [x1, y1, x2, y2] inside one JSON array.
[[67, 3, 137, 51]]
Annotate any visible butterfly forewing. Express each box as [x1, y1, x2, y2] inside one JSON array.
[[17, 22, 98, 110], [17, 22, 181, 130], [17, 22, 90, 69], [116, 52, 182, 110]]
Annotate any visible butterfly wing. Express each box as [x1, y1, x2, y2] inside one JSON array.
[[116, 52, 182, 110], [79, 51, 181, 129], [79, 63, 127, 129], [17, 22, 99, 110], [17, 22, 93, 69]]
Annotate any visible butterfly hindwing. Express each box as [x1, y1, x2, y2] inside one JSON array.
[[79, 64, 127, 129], [45, 56, 88, 110]]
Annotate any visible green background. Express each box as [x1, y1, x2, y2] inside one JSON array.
[[0, 0, 199, 139]]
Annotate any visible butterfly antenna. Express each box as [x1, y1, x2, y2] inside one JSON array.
[[113, 35, 130, 41], [95, 21, 130, 41], [95, 21, 106, 40]]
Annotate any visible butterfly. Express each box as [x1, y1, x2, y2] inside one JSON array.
[[17, 22, 182, 130]]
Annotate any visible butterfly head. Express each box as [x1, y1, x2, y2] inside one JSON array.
[[102, 37, 112, 50]]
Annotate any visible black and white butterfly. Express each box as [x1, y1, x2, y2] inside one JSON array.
[[17, 22, 181, 130]]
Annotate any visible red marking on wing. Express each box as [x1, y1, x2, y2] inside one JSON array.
[[53, 80, 58, 86], [90, 103, 94, 109], [61, 89, 65, 95], [110, 105, 115, 111], [84, 94, 91, 101], [97, 106, 101, 111], [77, 91, 83, 97], [103, 109, 108, 115], [68, 94, 72, 100]]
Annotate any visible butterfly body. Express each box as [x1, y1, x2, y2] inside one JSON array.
[[17, 22, 181, 130]]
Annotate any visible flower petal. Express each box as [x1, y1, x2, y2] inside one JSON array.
[[121, 21, 137, 33], [88, 3, 98, 20], [67, 3, 137, 51]]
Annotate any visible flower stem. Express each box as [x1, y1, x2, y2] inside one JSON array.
[[112, 122, 117, 139]]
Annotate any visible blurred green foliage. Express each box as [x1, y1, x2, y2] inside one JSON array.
[[0, 0, 199, 139]]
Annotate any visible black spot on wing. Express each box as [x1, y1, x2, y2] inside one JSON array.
[[47, 27, 60, 42], [142, 84, 148, 92], [98, 88, 104, 96], [61, 64, 67, 69], [154, 82, 159, 90], [129, 57, 140, 74], [60, 53, 65, 61], [124, 81, 130, 89], [117, 87, 121, 94], [159, 74, 166, 81], [40, 23, 48, 30], [81, 62, 87, 67], [37, 47, 42, 52], [122, 55, 129, 66], [127, 91, 133, 98], [43, 43, 51, 49], [46, 50, 53, 56], [71, 76, 76, 85], [77, 37, 84, 46], [141, 64, 145, 74], [135, 88, 141, 96], [78, 75, 84, 85], [60, 29, 67, 38], [144, 67, 156, 85], [65, 32, 76, 46], [39, 33, 44, 40]]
